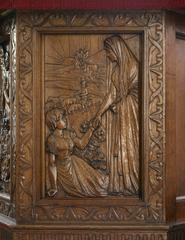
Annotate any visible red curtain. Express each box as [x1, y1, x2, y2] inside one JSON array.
[[0, 0, 185, 9]]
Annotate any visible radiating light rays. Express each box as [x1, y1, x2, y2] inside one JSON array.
[[46, 39, 105, 68], [45, 39, 107, 92]]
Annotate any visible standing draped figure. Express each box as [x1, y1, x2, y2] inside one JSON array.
[[96, 35, 139, 195]]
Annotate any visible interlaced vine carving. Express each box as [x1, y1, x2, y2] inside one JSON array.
[[17, 11, 165, 224]]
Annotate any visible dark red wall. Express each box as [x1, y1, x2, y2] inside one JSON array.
[[0, 0, 185, 9]]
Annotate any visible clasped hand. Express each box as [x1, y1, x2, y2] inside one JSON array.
[[90, 115, 101, 129], [109, 103, 117, 113]]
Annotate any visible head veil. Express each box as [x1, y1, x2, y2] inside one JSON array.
[[104, 35, 139, 99]]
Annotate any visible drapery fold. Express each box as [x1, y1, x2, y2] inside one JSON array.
[[104, 36, 139, 195]]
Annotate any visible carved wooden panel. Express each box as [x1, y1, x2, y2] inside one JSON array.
[[44, 33, 140, 198], [13, 230, 167, 240], [0, 24, 11, 194], [17, 11, 165, 224], [0, 15, 16, 218]]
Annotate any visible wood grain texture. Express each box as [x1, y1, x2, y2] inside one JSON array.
[[4, 9, 185, 240], [44, 34, 140, 198], [174, 13, 185, 223], [164, 12, 176, 224], [16, 10, 165, 225], [176, 37, 185, 198]]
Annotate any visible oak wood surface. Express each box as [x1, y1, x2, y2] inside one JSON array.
[[165, 12, 177, 223], [1, 9, 185, 240], [175, 13, 185, 223]]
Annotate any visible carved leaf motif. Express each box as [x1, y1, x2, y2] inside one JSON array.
[[17, 11, 165, 224], [91, 14, 111, 26]]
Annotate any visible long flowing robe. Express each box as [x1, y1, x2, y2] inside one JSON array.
[[47, 130, 108, 197], [101, 35, 139, 195]]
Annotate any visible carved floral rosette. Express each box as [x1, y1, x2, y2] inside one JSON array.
[[17, 11, 165, 224]]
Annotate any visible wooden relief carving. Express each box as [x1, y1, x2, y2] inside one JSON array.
[[13, 230, 167, 240], [10, 17, 17, 211], [0, 36, 11, 193], [0, 17, 16, 217], [45, 34, 139, 198], [17, 11, 165, 224]]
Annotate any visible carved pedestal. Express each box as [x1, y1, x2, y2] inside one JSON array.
[[0, 10, 185, 240]]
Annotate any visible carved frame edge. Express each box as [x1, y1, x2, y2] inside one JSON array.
[[16, 10, 165, 224]]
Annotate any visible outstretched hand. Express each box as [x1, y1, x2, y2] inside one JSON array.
[[109, 103, 117, 114], [92, 115, 101, 129]]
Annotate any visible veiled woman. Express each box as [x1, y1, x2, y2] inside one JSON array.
[[95, 35, 139, 195]]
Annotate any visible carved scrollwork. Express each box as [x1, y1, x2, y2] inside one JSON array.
[[17, 11, 165, 223], [147, 15, 164, 220], [27, 205, 148, 222], [17, 14, 33, 207], [0, 16, 16, 218]]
